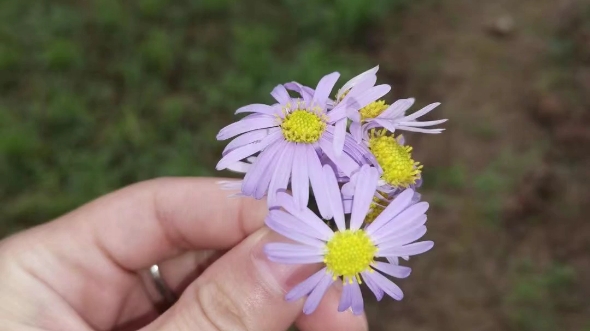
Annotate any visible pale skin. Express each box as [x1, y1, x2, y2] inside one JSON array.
[[0, 177, 368, 331]]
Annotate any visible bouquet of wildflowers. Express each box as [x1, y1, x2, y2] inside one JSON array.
[[215, 66, 446, 315]]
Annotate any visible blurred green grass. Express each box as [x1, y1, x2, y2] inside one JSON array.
[[504, 260, 577, 331], [0, 0, 408, 236]]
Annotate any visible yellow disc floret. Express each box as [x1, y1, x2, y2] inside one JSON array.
[[281, 109, 326, 143], [324, 230, 376, 283], [369, 130, 422, 187], [359, 100, 389, 121]]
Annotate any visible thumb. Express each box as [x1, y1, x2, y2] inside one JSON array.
[[141, 228, 318, 331]]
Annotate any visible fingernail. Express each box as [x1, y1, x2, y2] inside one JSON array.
[[251, 229, 320, 294]]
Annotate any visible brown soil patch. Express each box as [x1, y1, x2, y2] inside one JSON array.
[[364, 0, 590, 330]]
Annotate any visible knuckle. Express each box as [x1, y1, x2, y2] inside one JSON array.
[[194, 280, 251, 331]]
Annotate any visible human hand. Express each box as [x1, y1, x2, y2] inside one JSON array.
[[0, 178, 368, 331]]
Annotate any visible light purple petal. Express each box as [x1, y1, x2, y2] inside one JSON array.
[[360, 121, 381, 141], [216, 116, 278, 140], [396, 126, 445, 134], [361, 272, 384, 301], [397, 134, 406, 146], [371, 262, 412, 279], [267, 144, 295, 205], [267, 254, 325, 265], [350, 122, 362, 142], [393, 134, 404, 148], [350, 280, 364, 315], [373, 118, 399, 133], [268, 209, 327, 241], [242, 139, 284, 198], [401, 102, 441, 121], [329, 77, 383, 122], [284, 82, 313, 104], [346, 107, 361, 125], [377, 225, 428, 250], [326, 104, 348, 122], [344, 84, 391, 113], [303, 272, 334, 315], [222, 128, 275, 156], [235, 103, 277, 115], [307, 145, 333, 220], [343, 198, 352, 214], [328, 75, 377, 122], [265, 244, 320, 256], [343, 137, 378, 168], [265, 242, 324, 256], [371, 202, 429, 245], [337, 65, 378, 99], [386, 256, 400, 265], [291, 144, 310, 208], [372, 215, 428, 244], [363, 270, 404, 300], [379, 98, 415, 119], [398, 119, 448, 127], [412, 191, 422, 203], [225, 160, 251, 173], [276, 192, 334, 241], [319, 137, 359, 177], [301, 85, 317, 98], [366, 188, 415, 236], [241, 112, 269, 119], [265, 214, 325, 247], [344, 73, 377, 100], [323, 165, 345, 231], [333, 119, 347, 156], [338, 283, 353, 312], [271, 84, 292, 105], [312, 72, 340, 108], [350, 165, 379, 231], [375, 184, 396, 196], [337, 131, 371, 164], [377, 241, 434, 257], [341, 176, 356, 197], [286, 268, 328, 302], [378, 225, 427, 249], [216, 132, 281, 170], [326, 99, 336, 109]]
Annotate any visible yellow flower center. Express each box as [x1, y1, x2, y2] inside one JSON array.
[[280, 109, 326, 143], [369, 130, 422, 187], [324, 230, 376, 283], [360, 100, 389, 121]]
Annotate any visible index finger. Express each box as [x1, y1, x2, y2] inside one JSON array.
[[51, 177, 268, 271]]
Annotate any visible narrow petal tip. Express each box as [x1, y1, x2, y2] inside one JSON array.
[[399, 266, 412, 278]]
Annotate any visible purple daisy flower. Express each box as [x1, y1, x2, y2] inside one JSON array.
[[216, 72, 365, 213], [284, 66, 391, 155], [264, 164, 433, 315]]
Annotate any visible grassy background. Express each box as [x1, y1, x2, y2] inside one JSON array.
[[0, 0, 407, 235]]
